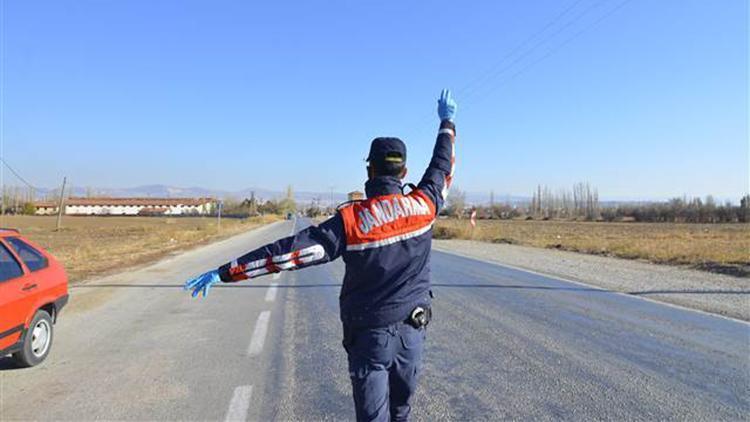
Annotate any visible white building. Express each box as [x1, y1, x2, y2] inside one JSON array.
[[34, 197, 216, 216]]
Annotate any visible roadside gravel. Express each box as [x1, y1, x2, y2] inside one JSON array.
[[433, 239, 750, 322]]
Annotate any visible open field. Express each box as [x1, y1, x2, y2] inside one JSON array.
[[1, 214, 278, 283], [434, 218, 750, 276]]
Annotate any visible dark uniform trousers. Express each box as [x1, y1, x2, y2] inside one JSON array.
[[344, 322, 426, 422]]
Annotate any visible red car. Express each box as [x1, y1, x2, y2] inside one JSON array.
[[0, 229, 68, 367]]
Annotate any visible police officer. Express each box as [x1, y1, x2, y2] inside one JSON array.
[[185, 89, 457, 421]]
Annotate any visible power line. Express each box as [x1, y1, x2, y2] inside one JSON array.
[[460, 0, 606, 103], [403, 0, 635, 142], [402, 0, 608, 141], [463, 0, 636, 109], [456, 0, 591, 99], [0, 157, 40, 191]]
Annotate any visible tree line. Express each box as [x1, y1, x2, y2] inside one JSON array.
[[599, 195, 749, 223], [529, 182, 600, 220], [6, 181, 749, 224], [222, 185, 297, 217], [444, 183, 749, 224]]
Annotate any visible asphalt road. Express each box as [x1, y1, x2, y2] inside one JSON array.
[[1, 218, 747, 421]]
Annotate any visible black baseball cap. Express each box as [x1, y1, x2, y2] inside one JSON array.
[[367, 137, 407, 167]]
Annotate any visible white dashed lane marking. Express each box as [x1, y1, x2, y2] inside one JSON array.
[[265, 283, 279, 302], [229, 219, 293, 420], [225, 385, 253, 422], [247, 311, 271, 356]]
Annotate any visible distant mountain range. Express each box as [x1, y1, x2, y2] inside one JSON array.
[[29, 183, 720, 206], [29, 184, 532, 206], [33, 184, 351, 206]]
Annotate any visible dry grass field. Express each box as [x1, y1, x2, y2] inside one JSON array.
[[1, 215, 278, 283], [434, 218, 750, 276]]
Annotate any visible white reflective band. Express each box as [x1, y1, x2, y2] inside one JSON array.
[[275, 261, 296, 270], [346, 223, 434, 251], [441, 177, 449, 200], [297, 244, 326, 263], [441, 142, 456, 200], [271, 244, 325, 264], [438, 128, 455, 136], [240, 257, 267, 271], [233, 244, 326, 278]]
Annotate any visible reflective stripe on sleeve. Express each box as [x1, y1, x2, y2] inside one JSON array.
[[231, 244, 325, 279]]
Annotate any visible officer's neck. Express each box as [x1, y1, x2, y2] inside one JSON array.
[[365, 176, 403, 198]]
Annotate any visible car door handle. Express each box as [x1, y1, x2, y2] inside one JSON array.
[[21, 283, 38, 292]]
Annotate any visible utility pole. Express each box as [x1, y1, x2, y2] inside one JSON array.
[[217, 200, 222, 233], [55, 177, 67, 231], [489, 190, 495, 219]]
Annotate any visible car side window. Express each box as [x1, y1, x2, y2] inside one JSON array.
[[7, 238, 48, 272], [0, 243, 24, 282]]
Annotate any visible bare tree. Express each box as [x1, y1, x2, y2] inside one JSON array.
[[278, 185, 296, 214], [445, 186, 466, 218], [529, 182, 600, 220]]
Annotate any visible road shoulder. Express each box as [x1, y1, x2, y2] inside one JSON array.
[[433, 239, 750, 322], [64, 221, 285, 316]]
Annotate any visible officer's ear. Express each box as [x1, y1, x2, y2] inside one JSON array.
[[399, 166, 408, 180], [367, 165, 375, 180]]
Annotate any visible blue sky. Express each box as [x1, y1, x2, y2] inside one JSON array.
[[2, 0, 747, 200]]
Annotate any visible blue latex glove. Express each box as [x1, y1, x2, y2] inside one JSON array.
[[437, 89, 457, 122], [184, 270, 221, 298]]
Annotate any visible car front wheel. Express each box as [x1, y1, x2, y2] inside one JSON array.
[[12, 309, 54, 367]]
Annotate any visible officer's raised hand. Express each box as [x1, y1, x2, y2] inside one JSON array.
[[437, 89, 457, 122], [184, 270, 220, 298]]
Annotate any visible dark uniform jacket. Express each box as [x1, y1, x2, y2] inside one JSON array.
[[218, 120, 456, 328]]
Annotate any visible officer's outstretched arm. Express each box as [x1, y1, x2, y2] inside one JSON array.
[[184, 215, 345, 298], [417, 89, 457, 214]]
